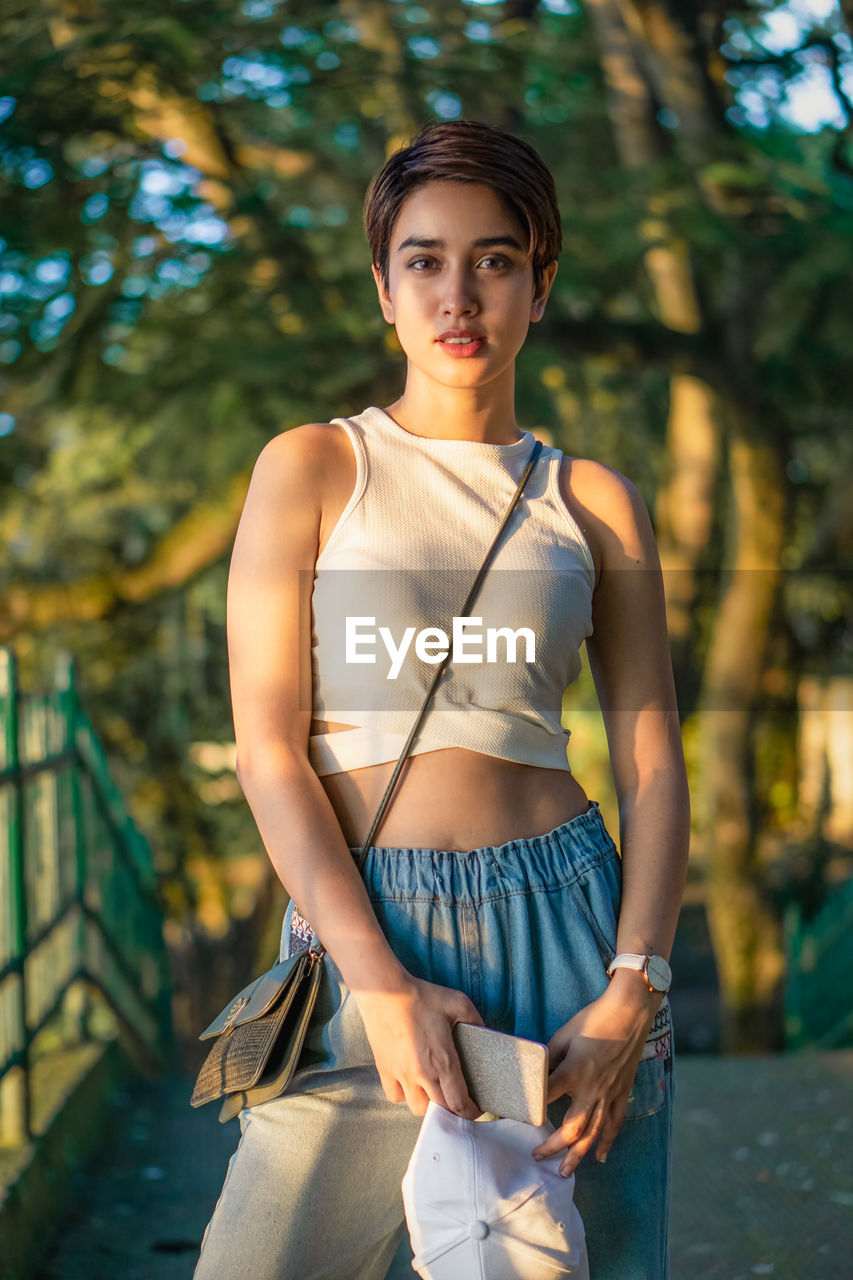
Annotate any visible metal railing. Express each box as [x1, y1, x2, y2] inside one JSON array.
[[784, 875, 853, 1049], [0, 647, 173, 1144]]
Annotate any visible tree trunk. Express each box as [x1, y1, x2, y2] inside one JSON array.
[[698, 428, 787, 1050], [584, 0, 719, 656], [798, 675, 853, 846], [586, 0, 797, 1049]]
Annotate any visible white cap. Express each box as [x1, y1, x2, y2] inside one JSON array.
[[402, 1100, 589, 1279]]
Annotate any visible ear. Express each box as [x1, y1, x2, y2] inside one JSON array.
[[371, 263, 395, 324], [530, 260, 558, 323]]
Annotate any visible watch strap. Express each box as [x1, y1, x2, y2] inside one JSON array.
[[607, 952, 672, 993], [606, 952, 648, 976]]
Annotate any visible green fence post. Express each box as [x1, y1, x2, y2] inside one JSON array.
[[0, 646, 31, 1144], [56, 651, 93, 1046]]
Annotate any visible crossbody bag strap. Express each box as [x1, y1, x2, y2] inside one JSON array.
[[354, 437, 544, 874], [302, 438, 543, 960]]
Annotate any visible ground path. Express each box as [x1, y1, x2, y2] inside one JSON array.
[[30, 1050, 853, 1280]]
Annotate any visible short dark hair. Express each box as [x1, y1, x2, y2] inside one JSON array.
[[363, 119, 562, 298]]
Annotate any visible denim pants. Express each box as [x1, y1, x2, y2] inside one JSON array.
[[193, 800, 674, 1280]]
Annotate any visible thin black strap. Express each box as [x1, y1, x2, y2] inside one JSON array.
[[354, 438, 544, 874], [304, 438, 543, 958]]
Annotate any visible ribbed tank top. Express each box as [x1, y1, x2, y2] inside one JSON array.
[[308, 406, 595, 777]]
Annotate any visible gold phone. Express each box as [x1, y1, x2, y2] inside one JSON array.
[[452, 1022, 550, 1126]]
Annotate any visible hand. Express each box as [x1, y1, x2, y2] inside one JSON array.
[[352, 970, 487, 1120], [530, 978, 662, 1175]]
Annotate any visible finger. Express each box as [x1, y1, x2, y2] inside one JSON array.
[[425, 1073, 465, 1117], [454, 1003, 487, 1029], [532, 1095, 594, 1159], [442, 1023, 486, 1116], [596, 1092, 631, 1163], [545, 1041, 565, 1075], [414, 1044, 474, 1118], [559, 1097, 607, 1175], [403, 1080, 432, 1117], [419, 1073, 478, 1120], [543, 1027, 573, 1074], [419, 1041, 470, 1116], [545, 1068, 575, 1106], [380, 1073, 405, 1106], [439, 1055, 483, 1119]]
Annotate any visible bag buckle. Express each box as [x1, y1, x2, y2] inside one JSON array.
[[222, 995, 250, 1035]]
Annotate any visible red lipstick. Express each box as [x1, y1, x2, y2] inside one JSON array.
[[435, 328, 487, 358]]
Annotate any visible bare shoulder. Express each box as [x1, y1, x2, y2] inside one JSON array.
[[557, 455, 659, 588], [234, 423, 334, 544], [251, 420, 354, 505], [249, 421, 357, 561], [257, 420, 349, 477]]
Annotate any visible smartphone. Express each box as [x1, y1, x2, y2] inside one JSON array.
[[451, 1022, 549, 1126]]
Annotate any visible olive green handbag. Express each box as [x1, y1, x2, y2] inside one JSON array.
[[189, 440, 543, 1123]]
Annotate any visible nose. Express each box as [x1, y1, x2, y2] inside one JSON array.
[[440, 264, 479, 317]]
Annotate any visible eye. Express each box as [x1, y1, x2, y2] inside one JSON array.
[[407, 255, 511, 272]]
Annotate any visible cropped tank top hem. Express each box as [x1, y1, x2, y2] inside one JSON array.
[[308, 722, 573, 777], [309, 406, 595, 778]]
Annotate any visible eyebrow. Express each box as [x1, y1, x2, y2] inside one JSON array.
[[396, 235, 526, 254]]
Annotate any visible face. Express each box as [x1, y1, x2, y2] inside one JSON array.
[[371, 181, 557, 388]]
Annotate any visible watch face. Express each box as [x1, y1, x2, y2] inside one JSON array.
[[647, 956, 672, 992]]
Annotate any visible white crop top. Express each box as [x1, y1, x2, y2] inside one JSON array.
[[308, 406, 595, 777]]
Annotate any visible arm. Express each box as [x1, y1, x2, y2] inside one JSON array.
[[228, 426, 403, 993], [531, 463, 690, 1170], [586, 468, 690, 999], [227, 426, 485, 1116]]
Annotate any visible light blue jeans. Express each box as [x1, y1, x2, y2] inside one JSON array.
[[193, 800, 674, 1280]]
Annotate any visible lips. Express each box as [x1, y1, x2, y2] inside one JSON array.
[[436, 335, 487, 358], [436, 329, 486, 343]]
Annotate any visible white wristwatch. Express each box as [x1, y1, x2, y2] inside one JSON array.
[[606, 952, 672, 994]]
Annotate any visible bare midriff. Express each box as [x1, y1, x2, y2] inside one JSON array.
[[309, 718, 592, 852]]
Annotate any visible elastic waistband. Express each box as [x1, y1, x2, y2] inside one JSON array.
[[347, 800, 618, 905]]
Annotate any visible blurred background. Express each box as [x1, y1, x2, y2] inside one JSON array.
[[1, 0, 852, 1276]]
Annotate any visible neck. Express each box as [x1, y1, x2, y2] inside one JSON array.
[[386, 368, 522, 445]]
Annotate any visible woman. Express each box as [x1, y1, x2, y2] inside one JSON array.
[[194, 118, 690, 1280]]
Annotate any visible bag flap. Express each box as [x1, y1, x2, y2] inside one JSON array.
[[198, 952, 308, 1041]]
